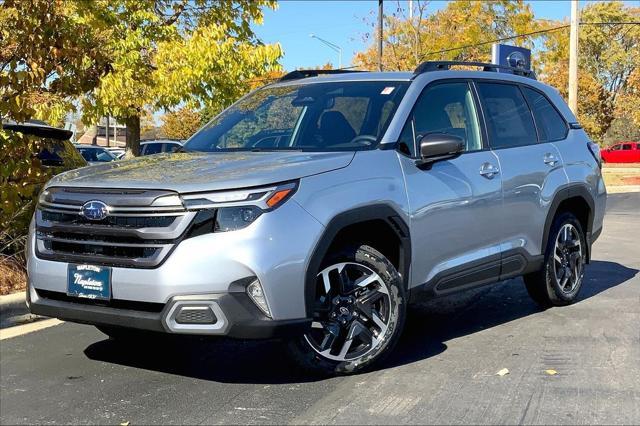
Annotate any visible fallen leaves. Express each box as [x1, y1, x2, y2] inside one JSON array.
[[545, 369, 558, 376], [496, 368, 510, 376]]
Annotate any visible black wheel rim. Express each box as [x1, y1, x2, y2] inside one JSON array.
[[304, 262, 392, 362], [553, 223, 584, 294]]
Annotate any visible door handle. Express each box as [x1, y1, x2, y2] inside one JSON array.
[[479, 162, 500, 179], [543, 153, 559, 166]]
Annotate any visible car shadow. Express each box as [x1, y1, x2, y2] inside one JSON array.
[[84, 260, 637, 384]]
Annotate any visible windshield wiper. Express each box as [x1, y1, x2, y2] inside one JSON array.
[[250, 147, 303, 152]]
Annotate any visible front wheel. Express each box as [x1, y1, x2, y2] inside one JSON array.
[[524, 212, 587, 308], [289, 245, 406, 375]]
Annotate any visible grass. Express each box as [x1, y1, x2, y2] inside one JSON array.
[[602, 165, 640, 187], [0, 255, 27, 296]]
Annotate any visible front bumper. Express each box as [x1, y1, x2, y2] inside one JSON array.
[[27, 199, 323, 337], [28, 286, 311, 339]]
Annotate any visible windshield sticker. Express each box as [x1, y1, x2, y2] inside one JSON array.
[[381, 87, 395, 95]]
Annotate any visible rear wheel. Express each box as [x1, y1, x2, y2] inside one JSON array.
[[524, 212, 586, 308], [289, 245, 406, 375]]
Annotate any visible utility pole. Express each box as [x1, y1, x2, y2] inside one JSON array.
[[378, 0, 383, 71], [105, 116, 110, 147], [568, 0, 579, 114], [408, 0, 413, 19]]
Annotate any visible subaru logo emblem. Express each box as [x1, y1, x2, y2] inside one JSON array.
[[80, 200, 109, 221]]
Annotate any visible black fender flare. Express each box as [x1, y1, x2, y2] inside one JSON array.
[[541, 184, 595, 261], [304, 204, 411, 317]]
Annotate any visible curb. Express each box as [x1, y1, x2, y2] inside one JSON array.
[[0, 292, 41, 329]]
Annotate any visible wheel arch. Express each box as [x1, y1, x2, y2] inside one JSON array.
[[304, 204, 411, 317], [542, 184, 595, 262]]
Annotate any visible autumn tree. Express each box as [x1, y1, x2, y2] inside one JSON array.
[[81, 0, 283, 156], [540, 2, 640, 141], [161, 108, 202, 140], [354, 0, 543, 71]]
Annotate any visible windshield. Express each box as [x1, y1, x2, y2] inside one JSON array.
[[77, 147, 116, 162], [185, 81, 409, 152]]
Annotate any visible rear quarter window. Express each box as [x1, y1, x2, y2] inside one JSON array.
[[521, 87, 568, 142]]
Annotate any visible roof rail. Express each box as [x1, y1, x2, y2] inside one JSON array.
[[279, 69, 364, 82], [413, 61, 536, 80]]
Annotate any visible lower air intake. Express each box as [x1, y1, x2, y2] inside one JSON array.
[[175, 306, 217, 324]]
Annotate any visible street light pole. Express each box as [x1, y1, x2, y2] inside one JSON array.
[[309, 34, 342, 69], [378, 0, 383, 71]]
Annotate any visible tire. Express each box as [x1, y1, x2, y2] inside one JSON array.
[[289, 244, 406, 375], [524, 212, 587, 308]]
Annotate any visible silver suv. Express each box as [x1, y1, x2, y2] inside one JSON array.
[[27, 63, 606, 374]]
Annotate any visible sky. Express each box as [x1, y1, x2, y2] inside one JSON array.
[[252, 0, 635, 71]]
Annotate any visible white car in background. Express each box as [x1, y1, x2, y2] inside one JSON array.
[[105, 147, 126, 159], [74, 145, 118, 165]]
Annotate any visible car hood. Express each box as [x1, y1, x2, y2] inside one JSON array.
[[47, 151, 355, 193]]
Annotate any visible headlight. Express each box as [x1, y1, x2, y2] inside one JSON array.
[[182, 182, 297, 235], [215, 205, 262, 232], [38, 188, 51, 205]]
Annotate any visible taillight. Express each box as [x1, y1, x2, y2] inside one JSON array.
[[587, 141, 602, 169]]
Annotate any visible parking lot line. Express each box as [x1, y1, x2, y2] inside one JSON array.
[[0, 319, 63, 340]]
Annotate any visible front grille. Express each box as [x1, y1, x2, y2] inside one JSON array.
[[35, 187, 197, 268], [40, 211, 177, 228], [36, 289, 165, 312]]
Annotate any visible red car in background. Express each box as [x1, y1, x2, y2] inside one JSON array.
[[601, 142, 640, 163]]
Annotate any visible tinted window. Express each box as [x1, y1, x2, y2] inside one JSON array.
[[162, 143, 181, 152], [611, 144, 622, 151], [142, 143, 163, 155], [37, 140, 86, 168], [622, 144, 632, 150], [477, 83, 537, 149], [402, 82, 482, 155], [522, 87, 567, 142], [77, 147, 114, 162]]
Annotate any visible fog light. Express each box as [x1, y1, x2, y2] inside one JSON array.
[[247, 279, 271, 318]]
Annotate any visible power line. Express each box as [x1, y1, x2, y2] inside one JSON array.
[[249, 20, 638, 83], [417, 21, 640, 61], [418, 25, 570, 60]]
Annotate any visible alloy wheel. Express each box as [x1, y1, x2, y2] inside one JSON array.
[[304, 262, 392, 362], [552, 223, 584, 294]]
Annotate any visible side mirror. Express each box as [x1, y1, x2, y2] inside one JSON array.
[[417, 133, 465, 166]]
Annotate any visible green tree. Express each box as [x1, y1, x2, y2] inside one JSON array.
[[604, 117, 640, 146], [0, 0, 112, 123], [161, 107, 202, 140], [1, 0, 113, 249], [80, 0, 283, 155]]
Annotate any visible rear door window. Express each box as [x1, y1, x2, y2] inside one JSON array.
[[162, 143, 180, 152], [142, 143, 163, 155], [476, 82, 537, 149], [521, 87, 567, 142]]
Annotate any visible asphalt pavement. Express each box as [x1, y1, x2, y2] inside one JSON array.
[[1, 193, 638, 425]]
